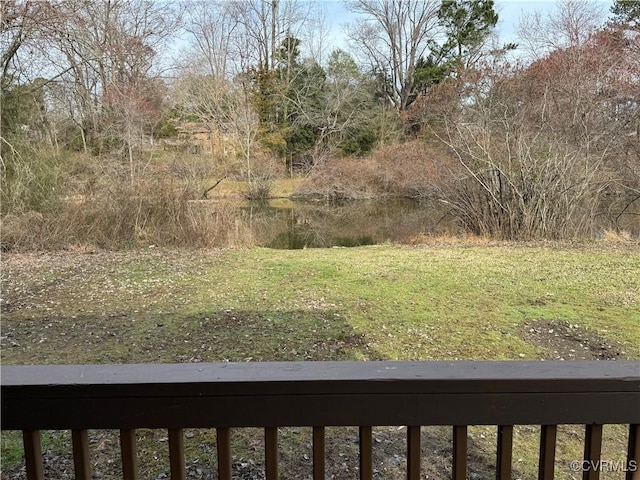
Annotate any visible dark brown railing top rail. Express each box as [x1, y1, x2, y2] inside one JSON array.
[[2, 361, 639, 430]]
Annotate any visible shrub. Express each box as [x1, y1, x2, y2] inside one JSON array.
[[294, 140, 455, 200], [1, 151, 255, 252], [0, 138, 64, 216]]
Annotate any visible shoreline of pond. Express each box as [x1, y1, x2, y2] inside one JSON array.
[[201, 196, 640, 249]]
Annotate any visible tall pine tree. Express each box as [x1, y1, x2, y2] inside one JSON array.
[[611, 0, 640, 29], [438, 0, 499, 63]]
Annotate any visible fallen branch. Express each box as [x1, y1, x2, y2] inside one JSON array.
[[202, 176, 227, 199]]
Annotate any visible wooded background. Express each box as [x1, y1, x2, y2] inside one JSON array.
[[1, 0, 638, 246]]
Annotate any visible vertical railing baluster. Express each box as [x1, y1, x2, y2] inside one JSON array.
[[406, 426, 421, 480], [265, 427, 278, 480], [22, 430, 44, 480], [217, 428, 232, 480], [583, 424, 603, 480], [168, 429, 186, 480], [626, 424, 639, 480], [313, 426, 325, 480], [120, 429, 138, 480], [359, 426, 373, 480], [538, 425, 557, 480], [72, 429, 91, 480], [452, 426, 467, 480], [496, 425, 513, 480]]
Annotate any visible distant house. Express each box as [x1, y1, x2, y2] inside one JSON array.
[[164, 122, 234, 157]]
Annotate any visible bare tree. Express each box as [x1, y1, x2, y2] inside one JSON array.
[[103, 77, 164, 185], [1, 0, 70, 146], [432, 4, 638, 239], [40, 0, 180, 152], [174, 72, 260, 181], [1, 0, 50, 90], [182, 1, 239, 78], [346, 0, 441, 111], [285, 50, 378, 165], [436, 82, 614, 239], [226, 0, 313, 73], [299, 3, 331, 66], [517, 0, 605, 60]]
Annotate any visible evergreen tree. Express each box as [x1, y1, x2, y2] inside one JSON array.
[[413, 0, 499, 95], [438, 0, 499, 63], [610, 0, 640, 29]]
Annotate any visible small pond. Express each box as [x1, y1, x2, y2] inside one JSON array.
[[229, 196, 640, 249], [238, 198, 459, 249]]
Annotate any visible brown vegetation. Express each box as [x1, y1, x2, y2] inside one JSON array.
[[399, 5, 639, 240], [1, 152, 253, 252], [2, 0, 639, 249], [294, 140, 458, 201]]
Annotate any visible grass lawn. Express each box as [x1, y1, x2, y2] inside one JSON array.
[[1, 242, 639, 478]]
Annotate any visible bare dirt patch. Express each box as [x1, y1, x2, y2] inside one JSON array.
[[519, 320, 627, 360]]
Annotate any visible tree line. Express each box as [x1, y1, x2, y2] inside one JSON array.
[[1, 0, 639, 242]]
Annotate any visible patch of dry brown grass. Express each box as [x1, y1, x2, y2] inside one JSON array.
[[600, 229, 634, 244], [1, 148, 258, 252], [1, 181, 253, 252], [403, 232, 494, 246], [295, 140, 457, 200]]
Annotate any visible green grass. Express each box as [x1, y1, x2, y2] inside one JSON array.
[[1, 243, 638, 478], [2, 244, 638, 363]]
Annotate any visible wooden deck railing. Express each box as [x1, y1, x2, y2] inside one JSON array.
[[2, 361, 639, 480]]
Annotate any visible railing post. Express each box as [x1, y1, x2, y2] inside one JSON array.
[[496, 425, 513, 480], [359, 426, 373, 480], [538, 425, 557, 480], [22, 430, 44, 480], [168, 428, 186, 480], [313, 426, 325, 480], [627, 424, 639, 480], [453, 425, 467, 480], [265, 427, 278, 480], [72, 429, 91, 480], [407, 426, 421, 480], [583, 424, 603, 480], [217, 428, 232, 480], [120, 429, 138, 480]]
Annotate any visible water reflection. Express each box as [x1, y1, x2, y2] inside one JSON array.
[[233, 196, 640, 249], [239, 199, 458, 249]]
